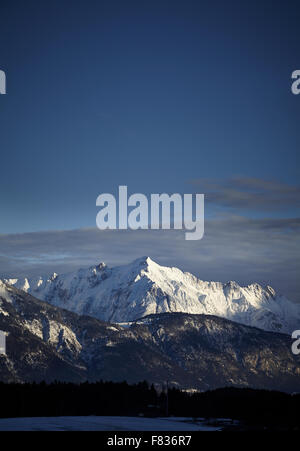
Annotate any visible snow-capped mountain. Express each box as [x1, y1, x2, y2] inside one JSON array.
[[1, 280, 300, 391], [3, 257, 300, 333]]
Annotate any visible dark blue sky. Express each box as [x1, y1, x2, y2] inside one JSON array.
[[0, 1, 300, 301], [0, 0, 299, 232]]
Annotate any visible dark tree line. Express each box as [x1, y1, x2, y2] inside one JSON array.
[[0, 381, 299, 429]]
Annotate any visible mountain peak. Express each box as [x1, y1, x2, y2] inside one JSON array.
[[135, 256, 153, 264], [131, 256, 156, 268], [94, 262, 107, 271], [2, 257, 299, 333]]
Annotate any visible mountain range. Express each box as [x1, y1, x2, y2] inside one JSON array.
[[0, 280, 300, 392], [4, 257, 300, 334]]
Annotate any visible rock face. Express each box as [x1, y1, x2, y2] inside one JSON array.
[[0, 281, 299, 392], [4, 257, 300, 333]]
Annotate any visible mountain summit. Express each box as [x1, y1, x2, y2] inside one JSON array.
[[3, 257, 300, 333]]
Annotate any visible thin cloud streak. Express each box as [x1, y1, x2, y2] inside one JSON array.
[[0, 215, 299, 303], [191, 177, 300, 211]]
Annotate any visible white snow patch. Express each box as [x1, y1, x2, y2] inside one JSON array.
[[0, 416, 221, 431]]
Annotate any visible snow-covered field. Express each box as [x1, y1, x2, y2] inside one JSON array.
[[0, 416, 221, 431]]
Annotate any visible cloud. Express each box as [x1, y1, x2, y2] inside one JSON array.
[[0, 215, 299, 303], [190, 177, 300, 212]]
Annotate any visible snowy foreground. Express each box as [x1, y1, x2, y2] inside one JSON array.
[[0, 416, 221, 431]]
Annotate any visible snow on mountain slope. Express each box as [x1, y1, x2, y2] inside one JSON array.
[[0, 280, 82, 356], [3, 257, 300, 333], [1, 281, 300, 391]]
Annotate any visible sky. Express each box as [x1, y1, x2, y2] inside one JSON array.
[[0, 0, 299, 300]]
